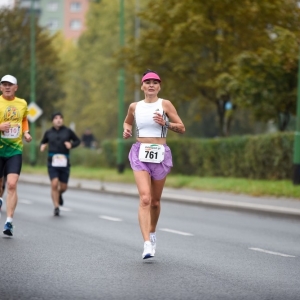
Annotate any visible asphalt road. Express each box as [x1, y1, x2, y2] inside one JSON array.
[[0, 183, 299, 300]]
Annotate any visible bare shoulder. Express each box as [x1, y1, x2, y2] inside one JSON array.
[[162, 99, 172, 105], [128, 102, 138, 113], [129, 102, 138, 108], [162, 99, 175, 110]]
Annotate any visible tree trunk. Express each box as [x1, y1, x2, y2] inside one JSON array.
[[215, 100, 225, 136], [278, 112, 290, 131]]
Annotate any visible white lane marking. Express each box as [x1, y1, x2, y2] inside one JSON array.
[[159, 228, 194, 236], [19, 199, 33, 205], [249, 247, 296, 258], [59, 207, 72, 212], [99, 215, 122, 222]]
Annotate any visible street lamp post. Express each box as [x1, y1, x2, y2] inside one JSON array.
[[134, 0, 140, 106], [117, 0, 125, 173], [293, 48, 300, 184], [29, 0, 36, 165]]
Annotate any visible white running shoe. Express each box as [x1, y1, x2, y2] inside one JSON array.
[[150, 235, 156, 257], [142, 241, 153, 259]]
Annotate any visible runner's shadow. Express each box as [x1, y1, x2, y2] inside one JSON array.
[[143, 260, 156, 264]]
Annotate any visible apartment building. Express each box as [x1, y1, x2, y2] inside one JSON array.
[[39, 0, 90, 40], [18, 0, 90, 40]]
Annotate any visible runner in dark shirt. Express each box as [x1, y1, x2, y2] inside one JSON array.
[[40, 112, 80, 216]]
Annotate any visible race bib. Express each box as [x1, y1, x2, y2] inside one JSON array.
[[52, 154, 68, 167], [1, 125, 20, 139], [138, 143, 165, 163]]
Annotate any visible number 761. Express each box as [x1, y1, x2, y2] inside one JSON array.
[[145, 151, 158, 159]]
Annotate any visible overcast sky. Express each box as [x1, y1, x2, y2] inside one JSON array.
[[0, 0, 14, 9]]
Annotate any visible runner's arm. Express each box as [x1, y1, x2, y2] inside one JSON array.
[[163, 100, 185, 134], [40, 131, 49, 152], [22, 117, 32, 142], [69, 130, 81, 148], [22, 117, 29, 133], [123, 103, 136, 138]]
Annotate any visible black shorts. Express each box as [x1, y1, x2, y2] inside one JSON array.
[[47, 165, 70, 184], [0, 154, 22, 176]]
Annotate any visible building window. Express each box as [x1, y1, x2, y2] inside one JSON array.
[[47, 19, 59, 30], [20, 0, 40, 9], [70, 2, 81, 12], [47, 1, 58, 11], [70, 19, 81, 30]]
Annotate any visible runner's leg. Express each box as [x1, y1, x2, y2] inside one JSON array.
[[133, 170, 152, 241], [0, 159, 5, 208], [59, 182, 68, 194], [51, 177, 60, 208], [0, 177, 3, 217], [58, 167, 69, 206], [150, 177, 166, 233], [0, 177, 4, 198], [58, 182, 67, 206], [6, 173, 19, 218]]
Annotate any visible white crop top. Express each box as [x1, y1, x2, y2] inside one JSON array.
[[135, 98, 169, 138]]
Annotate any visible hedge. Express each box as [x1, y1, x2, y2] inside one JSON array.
[[22, 132, 294, 180]]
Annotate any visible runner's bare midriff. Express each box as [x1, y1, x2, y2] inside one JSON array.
[[137, 137, 166, 145]]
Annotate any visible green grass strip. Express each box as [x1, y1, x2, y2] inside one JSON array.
[[22, 164, 300, 199]]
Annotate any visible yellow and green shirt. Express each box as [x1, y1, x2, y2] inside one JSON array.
[[0, 95, 29, 157]]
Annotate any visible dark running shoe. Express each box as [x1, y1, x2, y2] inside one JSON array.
[[59, 193, 64, 206], [54, 207, 60, 216], [3, 222, 13, 236]]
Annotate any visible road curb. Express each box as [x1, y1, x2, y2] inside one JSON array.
[[160, 193, 300, 218]]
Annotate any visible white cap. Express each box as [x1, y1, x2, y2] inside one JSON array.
[[1, 75, 17, 85]]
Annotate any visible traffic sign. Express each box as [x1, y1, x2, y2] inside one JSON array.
[[27, 102, 43, 123]]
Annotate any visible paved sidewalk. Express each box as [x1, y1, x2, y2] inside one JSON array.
[[19, 173, 300, 218]]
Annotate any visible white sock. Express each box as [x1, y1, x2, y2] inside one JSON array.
[[150, 232, 156, 242], [6, 217, 13, 223]]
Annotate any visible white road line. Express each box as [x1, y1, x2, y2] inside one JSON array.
[[249, 247, 296, 258], [19, 200, 33, 205], [99, 215, 122, 222], [59, 207, 72, 212], [159, 228, 194, 236]]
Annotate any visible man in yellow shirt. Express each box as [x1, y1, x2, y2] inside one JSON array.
[[0, 75, 32, 236]]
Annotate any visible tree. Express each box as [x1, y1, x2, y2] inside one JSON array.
[[0, 7, 65, 118], [218, 27, 298, 131], [122, 0, 300, 135], [60, 0, 138, 142]]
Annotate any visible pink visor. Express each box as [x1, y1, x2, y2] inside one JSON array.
[[141, 72, 161, 83]]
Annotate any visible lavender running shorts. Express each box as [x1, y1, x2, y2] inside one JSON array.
[[128, 142, 173, 180]]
